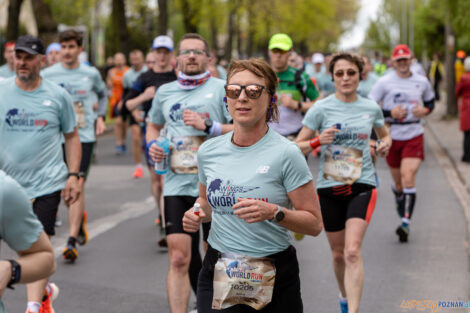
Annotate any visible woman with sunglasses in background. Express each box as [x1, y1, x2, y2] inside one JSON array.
[[296, 52, 391, 313], [183, 58, 322, 313]]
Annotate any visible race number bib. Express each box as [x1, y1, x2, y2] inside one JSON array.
[[73, 101, 85, 128], [170, 136, 204, 174], [323, 145, 363, 185], [212, 253, 276, 310]]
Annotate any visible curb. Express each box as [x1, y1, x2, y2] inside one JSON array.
[[425, 121, 470, 254]]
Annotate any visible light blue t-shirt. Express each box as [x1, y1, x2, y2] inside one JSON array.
[[42, 63, 105, 143], [123, 65, 147, 89], [311, 70, 335, 95], [0, 77, 76, 199], [149, 77, 232, 197], [216, 65, 227, 80], [357, 72, 379, 98], [0, 171, 43, 313], [198, 128, 312, 257], [302, 94, 385, 189], [0, 64, 14, 79]]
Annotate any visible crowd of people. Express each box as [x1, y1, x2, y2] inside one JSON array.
[[0, 28, 442, 313]]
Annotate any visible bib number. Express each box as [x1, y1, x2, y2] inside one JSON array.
[[73, 101, 85, 129], [170, 136, 204, 174], [212, 253, 276, 310], [323, 145, 363, 185]]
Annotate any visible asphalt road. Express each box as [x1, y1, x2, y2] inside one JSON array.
[[2, 132, 469, 313]]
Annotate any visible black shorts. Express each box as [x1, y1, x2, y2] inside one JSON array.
[[120, 103, 138, 126], [62, 142, 95, 179], [317, 183, 377, 232], [164, 195, 211, 240], [32, 190, 61, 236], [197, 245, 302, 313]]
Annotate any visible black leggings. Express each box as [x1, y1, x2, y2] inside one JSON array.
[[197, 245, 303, 313]]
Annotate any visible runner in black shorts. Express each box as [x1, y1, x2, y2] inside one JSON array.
[[296, 52, 391, 313]]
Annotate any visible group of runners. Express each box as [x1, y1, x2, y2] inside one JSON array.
[[0, 29, 434, 313]]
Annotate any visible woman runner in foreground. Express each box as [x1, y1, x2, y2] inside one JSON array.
[[183, 58, 323, 313]]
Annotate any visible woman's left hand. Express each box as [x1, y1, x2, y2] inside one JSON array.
[[232, 198, 276, 223], [376, 140, 390, 157]]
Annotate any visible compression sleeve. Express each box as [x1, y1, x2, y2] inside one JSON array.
[[423, 98, 435, 114], [97, 89, 108, 117], [382, 109, 392, 118]]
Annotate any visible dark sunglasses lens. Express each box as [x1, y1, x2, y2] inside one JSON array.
[[245, 85, 263, 99], [226, 86, 241, 99], [334, 71, 344, 77], [347, 70, 357, 76]]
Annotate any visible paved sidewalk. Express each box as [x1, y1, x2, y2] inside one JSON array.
[[425, 96, 470, 252]]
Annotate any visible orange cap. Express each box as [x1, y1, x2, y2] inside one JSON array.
[[457, 50, 466, 59]]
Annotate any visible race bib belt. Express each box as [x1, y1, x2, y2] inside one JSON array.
[[73, 101, 85, 128], [324, 145, 363, 185], [212, 252, 276, 310], [170, 136, 205, 174]]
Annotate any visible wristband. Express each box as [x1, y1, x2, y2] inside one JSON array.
[[67, 172, 80, 178], [7, 259, 21, 289], [209, 121, 222, 136], [297, 101, 302, 111], [146, 139, 157, 151], [309, 136, 321, 149]]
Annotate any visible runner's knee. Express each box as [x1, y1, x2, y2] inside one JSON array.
[[169, 248, 190, 270], [344, 244, 361, 264], [332, 249, 345, 265]]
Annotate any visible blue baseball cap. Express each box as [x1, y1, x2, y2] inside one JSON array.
[[46, 42, 61, 55]]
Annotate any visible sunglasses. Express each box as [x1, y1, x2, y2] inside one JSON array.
[[178, 49, 206, 56], [224, 84, 272, 99], [334, 69, 358, 78]]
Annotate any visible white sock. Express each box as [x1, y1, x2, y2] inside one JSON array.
[[27, 301, 41, 313], [339, 293, 348, 303], [136, 163, 143, 168]]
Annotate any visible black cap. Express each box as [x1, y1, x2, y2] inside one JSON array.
[[14, 35, 45, 55]]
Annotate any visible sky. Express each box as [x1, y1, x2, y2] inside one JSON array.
[[338, 0, 383, 50]]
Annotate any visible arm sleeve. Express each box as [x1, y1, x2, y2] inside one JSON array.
[[149, 89, 165, 125], [423, 98, 435, 113], [302, 103, 323, 131], [1, 178, 43, 252], [382, 109, 392, 118], [281, 144, 313, 192], [60, 91, 77, 134]]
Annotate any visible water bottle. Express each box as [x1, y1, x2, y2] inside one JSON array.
[[154, 129, 170, 175]]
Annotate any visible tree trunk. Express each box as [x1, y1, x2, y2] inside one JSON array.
[[445, 13, 457, 116], [112, 0, 130, 55], [208, 0, 218, 53], [246, 7, 254, 57], [31, 0, 58, 47], [157, 0, 168, 35], [6, 0, 24, 42], [180, 0, 198, 33], [224, 2, 237, 61]]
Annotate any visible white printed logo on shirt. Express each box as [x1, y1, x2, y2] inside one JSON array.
[[42, 100, 52, 106], [205, 93, 214, 98], [256, 166, 270, 174]]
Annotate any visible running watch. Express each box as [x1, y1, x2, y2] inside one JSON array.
[[273, 205, 285, 223], [204, 119, 213, 134]]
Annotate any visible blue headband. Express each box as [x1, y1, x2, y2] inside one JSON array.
[[46, 42, 61, 55]]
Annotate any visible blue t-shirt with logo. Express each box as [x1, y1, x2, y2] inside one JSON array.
[[42, 63, 105, 143], [302, 94, 384, 189], [0, 77, 76, 199], [149, 77, 232, 197], [198, 128, 312, 257], [0, 171, 43, 313]]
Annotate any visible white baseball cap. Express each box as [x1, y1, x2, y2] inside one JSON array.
[[152, 35, 174, 51], [312, 53, 324, 64]]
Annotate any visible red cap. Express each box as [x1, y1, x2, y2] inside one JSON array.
[[392, 44, 411, 60], [5, 41, 15, 49]]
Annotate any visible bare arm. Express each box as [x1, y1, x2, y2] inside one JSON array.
[[0, 232, 55, 297], [182, 110, 233, 134], [126, 86, 156, 111], [62, 128, 81, 205]]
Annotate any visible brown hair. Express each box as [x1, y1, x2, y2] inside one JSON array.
[[329, 51, 364, 80], [59, 30, 83, 47], [177, 33, 210, 56], [227, 58, 279, 123]]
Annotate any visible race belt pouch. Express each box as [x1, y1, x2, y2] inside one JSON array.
[[323, 145, 363, 185], [170, 136, 204, 174], [212, 252, 276, 310], [73, 101, 85, 128]]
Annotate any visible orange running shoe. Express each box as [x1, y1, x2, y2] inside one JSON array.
[[133, 166, 144, 178], [62, 242, 78, 262], [39, 283, 59, 313]]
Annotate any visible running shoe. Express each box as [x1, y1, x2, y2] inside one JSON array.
[[39, 283, 59, 313], [156, 216, 167, 247], [396, 225, 409, 243], [121, 144, 127, 154], [62, 241, 78, 262], [115, 145, 122, 155], [340, 300, 348, 313], [133, 166, 144, 179], [54, 218, 62, 227], [77, 211, 88, 246]]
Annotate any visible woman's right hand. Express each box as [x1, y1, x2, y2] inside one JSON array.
[[183, 206, 206, 233], [319, 126, 339, 145]]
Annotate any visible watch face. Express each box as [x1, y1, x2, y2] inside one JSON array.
[[205, 119, 213, 128], [275, 210, 285, 222]]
